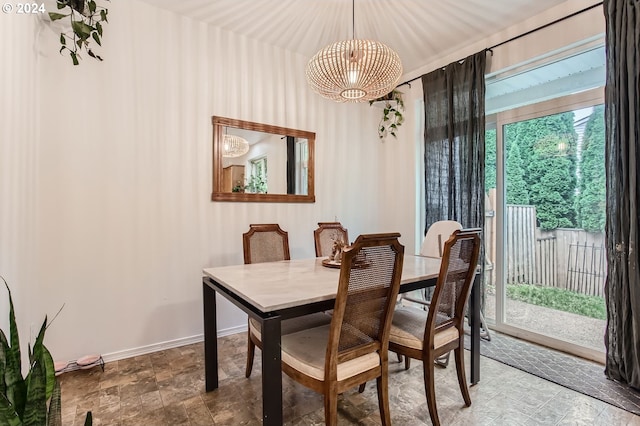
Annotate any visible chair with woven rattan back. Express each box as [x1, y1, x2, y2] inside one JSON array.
[[397, 220, 463, 369], [388, 228, 481, 426], [242, 224, 331, 378], [313, 222, 349, 257], [243, 223, 291, 264], [280, 233, 404, 425]]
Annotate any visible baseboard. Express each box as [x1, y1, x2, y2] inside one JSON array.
[[99, 324, 247, 364]]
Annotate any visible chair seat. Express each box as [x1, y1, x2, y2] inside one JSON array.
[[281, 324, 381, 381], [248, 312, 332, 342], [389, 306, 459, 350]]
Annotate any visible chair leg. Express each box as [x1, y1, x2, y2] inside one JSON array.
[[396, 352, 403, 363], [358, 382, 366, 393], [454, 347, 471, 406], [423, 357, 440, 426], [376, 374, 392, 426], [404, 356, 411, 370], [245, 332, 255, 378], [324, 389, 338, 426]]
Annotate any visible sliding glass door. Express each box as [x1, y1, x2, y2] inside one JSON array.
[[483, 45, 606, 361]]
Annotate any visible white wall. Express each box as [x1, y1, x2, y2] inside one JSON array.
[[0, 11, 40, 356]]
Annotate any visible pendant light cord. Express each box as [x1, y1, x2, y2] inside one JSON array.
[[352, 0, 355, 40]]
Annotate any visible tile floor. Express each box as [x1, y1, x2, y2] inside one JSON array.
[[59, 332, 640, 425]]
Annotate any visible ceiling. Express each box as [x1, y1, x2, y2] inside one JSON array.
[[142, 0, 570, 76]]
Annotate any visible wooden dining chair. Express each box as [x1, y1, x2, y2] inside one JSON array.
[[243, 223, 291, 264], [388, 228, 481, 426], [313, 222, 349, 257], [280, 233, 404, 425], [398, 220, 463, 368], [242, 224, 331, 378], [419, 220, 491, 349]]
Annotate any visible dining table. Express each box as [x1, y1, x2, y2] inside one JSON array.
[[202, 254, 482, 425]]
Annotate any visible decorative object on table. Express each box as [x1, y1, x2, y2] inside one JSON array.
[[329, 238, 347, 262], [305, 0, 402, 102], [222, 134, 250, 158], [314, 222, 349, 257], [321, 258, 342, 268], [0, 277, 93, 425], [369, 89, 405, 139], [48, 0, 110, 65]]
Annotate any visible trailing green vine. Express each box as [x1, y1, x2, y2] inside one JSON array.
[[369, 89, 404, 139], [48, 0, 109, 65]]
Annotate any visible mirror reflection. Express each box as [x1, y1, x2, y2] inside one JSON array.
[[212, 116, 315, 203]]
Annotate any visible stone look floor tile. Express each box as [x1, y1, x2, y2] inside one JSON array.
[[58, 336, 640, 425]]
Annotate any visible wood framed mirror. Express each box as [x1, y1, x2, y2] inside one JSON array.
[[211, 116, 315, 203]]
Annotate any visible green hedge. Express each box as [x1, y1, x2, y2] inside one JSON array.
[[506, 284, 606, 320]]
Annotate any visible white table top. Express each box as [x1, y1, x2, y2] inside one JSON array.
[[203, 255, 441, 312]]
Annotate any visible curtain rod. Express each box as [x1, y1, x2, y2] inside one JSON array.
[[397, 1, 603, 88]]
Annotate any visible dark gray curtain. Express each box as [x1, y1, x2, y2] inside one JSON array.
[[603, 0, 640, 390], [422, 51, 486, 233]]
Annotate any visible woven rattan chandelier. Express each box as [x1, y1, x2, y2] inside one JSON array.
[[305, 0, 402, 102], [222, 134, 250, 158]]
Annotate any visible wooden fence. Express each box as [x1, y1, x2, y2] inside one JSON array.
[[492, 203, 606, 297]]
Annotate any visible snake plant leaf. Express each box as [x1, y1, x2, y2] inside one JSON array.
[[42, 346, 55, 401], [0, 393, 22, 426], [29, 317, 47, 365], [22, 360, 47, 426], [26, 319, 55, 402], [0, 330, 27, 418], [0, 329, 7, 397], [46, 380, 62, 426], [1, 285, 26, 420], [4, 279, 21, 373]]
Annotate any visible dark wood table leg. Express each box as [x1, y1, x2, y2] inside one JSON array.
[[470, 273, 480, 385], [203, 280, 219, 391], [261, 316, 283, 425]]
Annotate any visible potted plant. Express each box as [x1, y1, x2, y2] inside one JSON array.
[[369, 89, 405, 139], [48, 0, 110, 65], [0, 278, 92, 425]]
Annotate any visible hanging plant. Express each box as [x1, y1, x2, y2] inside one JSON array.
[[369, 89, 405, 139], [48, 0, 109, 65]]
